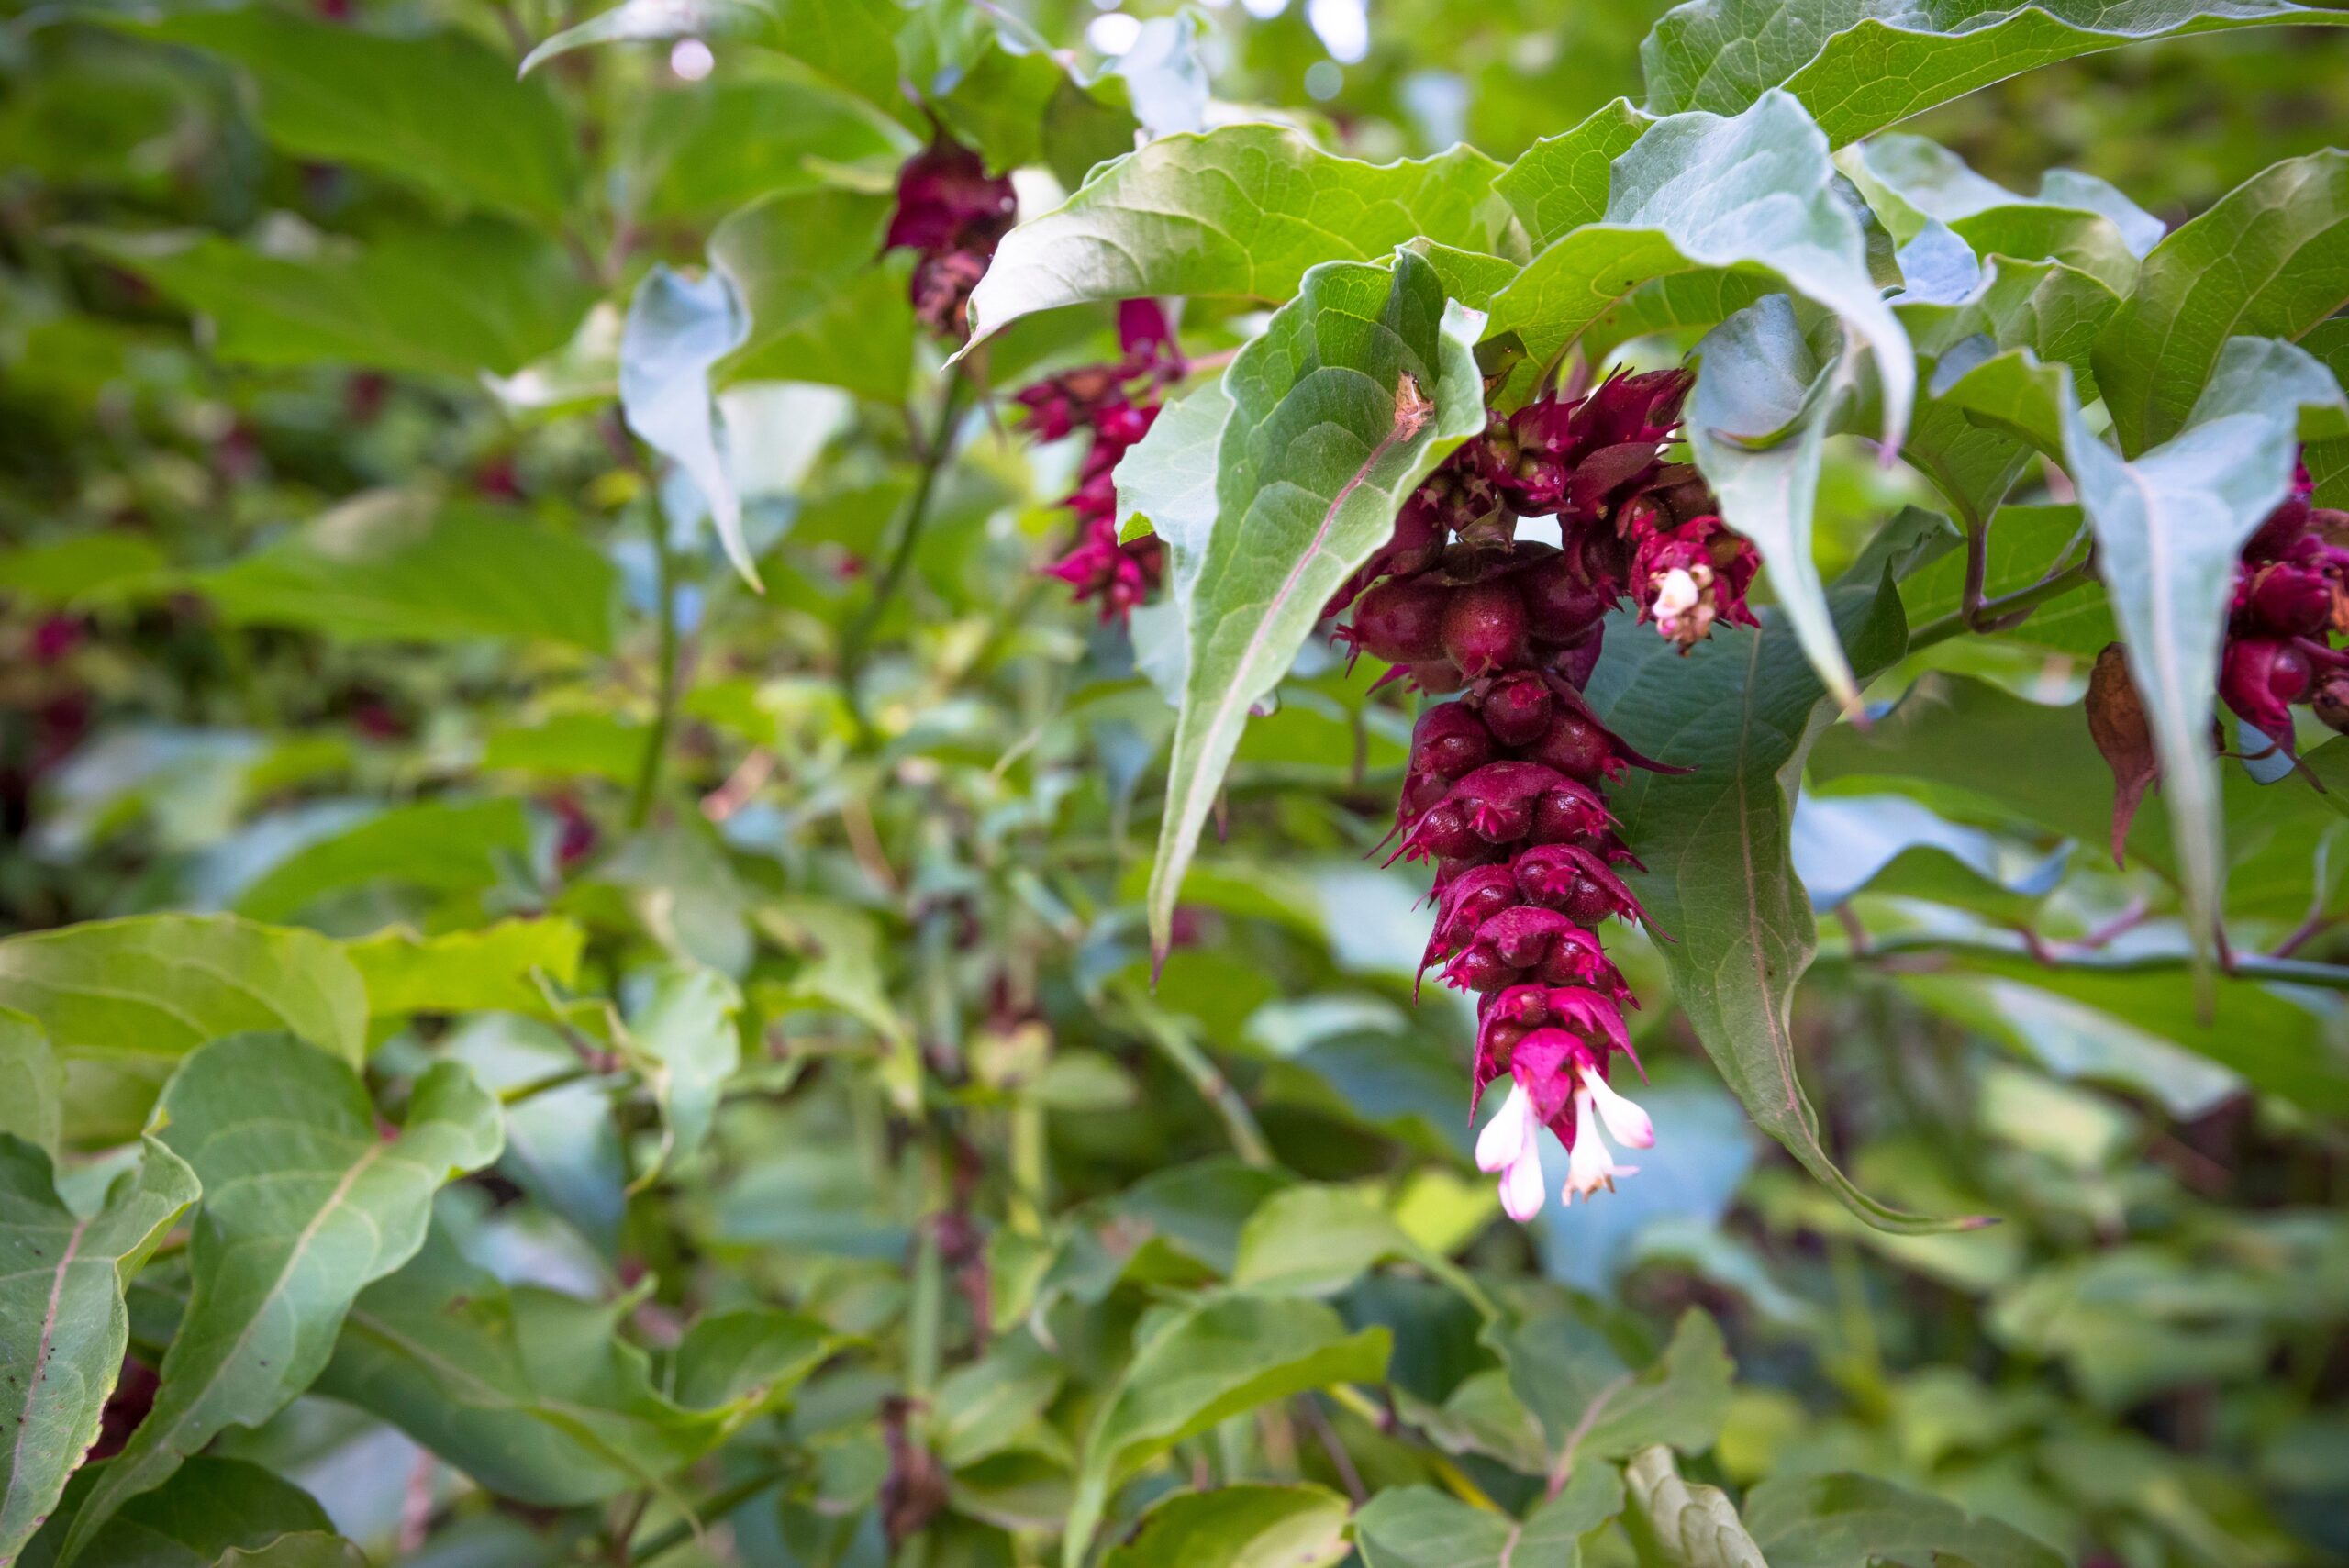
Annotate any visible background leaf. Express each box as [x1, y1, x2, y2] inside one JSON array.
[[1640, 0, 2349, 146], [1063, 1295, 1389, 1567], [1098, 1484, 1351, 1568], [2093, 148, 2349, 454], [60, 1037, 502, 1562], [0, 1138, 198, 1563], [0, 917, 367, 1149], [135, 12, 575, 226]]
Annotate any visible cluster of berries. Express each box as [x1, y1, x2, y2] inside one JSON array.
[[2219, 466, 2349, 745], [1019, 302, 1186, 621], [884, 139, 1017, 340], [1343, 368, 1761, 1220]]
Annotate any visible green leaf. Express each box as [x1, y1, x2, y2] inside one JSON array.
[[1687, 295, 1870, 714], [216, 1535, 368, 1568], [618, 68, 906, 225], [22, 1456, 331, 1568], [1894, 258, 2121, 528], [0, 916, 367, 1148], [896, 6, 1137, 185], [709, 188, 913, 404], [1496, 1309, 1734, 1471], [1843, 133, 2164, 262], [618, 964, 742, 1187], [343, 917, 587, 1018], [1626, 1446, 1766, 1568], [0, 1137, 198, 1563], [1099, 1484, 1351, 1568], [231, 798, 531, 924], [1808, 671, 2344, 924], [1063, 1294, 1390, 1568], [133, 11, 576, 227], [1742, 1472, 2066, 1568], [2058, 335, 2346, 963], [1353, 1472, 1624, 1568], [964, 128, 1511, 346], [1494, 100, 1654, 249], [1640, 0, 2349, 147], [71, 222, 595, 380], [1143, 252, 1486, 958], [621, 265, 758, 590], [1583, 576, 1968, 1232], [318, 1225, 829, 1506], [0, 1011, 65, 1156], [2094, 149, 2349, 455], [1484, 92, 1911, 448], [58, 1036, 503, 1564], [522, 0, 910, 128], [1230, 1185, 1424, 1298], [199, 491, 619, 652]]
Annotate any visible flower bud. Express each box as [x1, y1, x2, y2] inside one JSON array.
[[1526, 708, 1619, 784], [2247, 562, 2332, 638], [2219, 636, 2312, 740], [1411, 701, 1497, 781], [1513, 556, 1613, 645], [1345, 577, 1451, 665], [1480, 672, 1554, 747], [1441, 580, 1531, 678]]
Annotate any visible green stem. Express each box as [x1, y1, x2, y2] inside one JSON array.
[[841, 373, 974, 709], [625, 1462, 798, 1566], [1120, 994, 1274, 1167], [629, 508, 682, 830], [1907, 557, 2096, 652]]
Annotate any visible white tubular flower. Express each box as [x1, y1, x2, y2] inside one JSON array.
[[1562, 1089, 1639, 1204], [1475, 1082, 1546, 1223], [1577, 1062, 1654, 1150]]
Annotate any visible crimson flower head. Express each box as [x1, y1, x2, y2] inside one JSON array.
[[886, 139, 1018, 339], [1630, 515, 1760, 650], [1044, 517, 1163, 622]]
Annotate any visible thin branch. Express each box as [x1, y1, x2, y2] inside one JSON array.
[[841, 372, 976, 707], [1836, 931, 2349, 990], [1908, 556, 2098, 652], [628, 507, 683, 830]]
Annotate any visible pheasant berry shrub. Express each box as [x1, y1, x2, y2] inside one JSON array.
[[1341, 368, 1756, 1218]]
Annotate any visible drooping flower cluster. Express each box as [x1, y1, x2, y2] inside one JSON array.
[[1022, 301, 1186, 622], [2220, 466, 2349, 744], [1341, 368, 1760, 1220], [885, 139, 1018, 340]]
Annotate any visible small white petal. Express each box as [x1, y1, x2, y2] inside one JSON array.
[[1498, 1144, 1546, 1222], [1562, 1090, 1640, 1204], [1475, 1083, 1536, 1173], [1652, 567, 1699, 619], [1579, 1064, 1654, 1150]]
